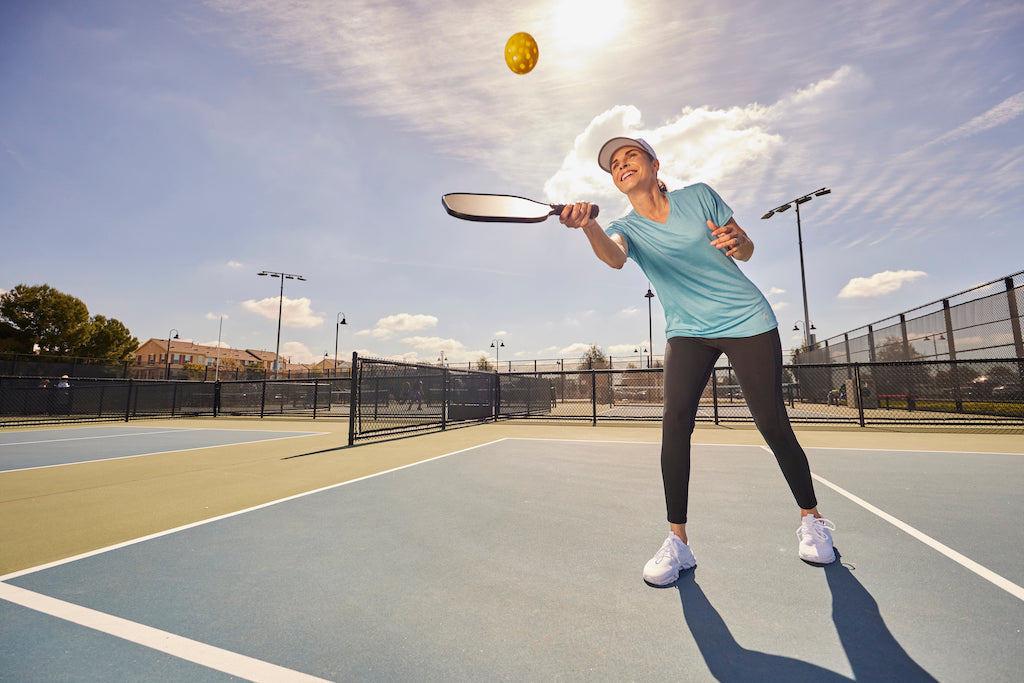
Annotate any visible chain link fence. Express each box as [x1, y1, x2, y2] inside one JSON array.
[[3, 355, 1021, 433]]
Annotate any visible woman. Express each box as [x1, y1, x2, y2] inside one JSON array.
[[559, 137, 836, 586]]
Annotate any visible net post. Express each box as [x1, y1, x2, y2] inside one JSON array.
[[591, 368, 597, 425]]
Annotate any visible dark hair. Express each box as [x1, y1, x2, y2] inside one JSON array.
[[658, 180, 667, 192]]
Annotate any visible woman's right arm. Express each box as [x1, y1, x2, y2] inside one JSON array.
[[559, 202, 628, 269]]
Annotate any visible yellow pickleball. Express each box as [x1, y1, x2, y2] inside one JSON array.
[[505, 32, 539, 74]]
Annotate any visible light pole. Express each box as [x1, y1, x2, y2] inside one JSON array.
[[490, 338, 504, 371], [645, 287, 655, 368], [258, 270, 306, 380], [762, 187, 831, 348], [165, 328, 179, 379], [334, 312, 347, 377], [438, 351, 448, 366]]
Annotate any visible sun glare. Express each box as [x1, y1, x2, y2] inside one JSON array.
[[549, 0, 628, 51]]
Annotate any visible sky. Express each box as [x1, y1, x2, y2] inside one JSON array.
[[2, 0, 1023, 368]]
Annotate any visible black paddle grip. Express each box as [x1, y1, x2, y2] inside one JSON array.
[[550, 203, 600, 219]]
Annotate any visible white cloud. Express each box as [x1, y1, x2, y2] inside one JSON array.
[[241, 296, 323, 327], [838, 270, 927, 298], [226, 260, 244, 270], [205, 312, 229, 320], [357, 313, 439, 340], [543, 67, 867, 202], [280, 341, 315, 364], [201, 340, 232, 348], [926, 91, 1024, 147], [558, 342, 597, 357]]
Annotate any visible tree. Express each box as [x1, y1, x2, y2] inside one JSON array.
[[0, 284, 138, 359], [0, 284, 90, 354], [580, 344, 609, 369], [79, 315, 139, 360], [476, 356, 494, 371]]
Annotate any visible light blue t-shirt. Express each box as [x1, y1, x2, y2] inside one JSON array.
[[605, 183, 777, 339]]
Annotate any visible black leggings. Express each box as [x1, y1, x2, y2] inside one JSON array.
[[661, 329, 817, 523]]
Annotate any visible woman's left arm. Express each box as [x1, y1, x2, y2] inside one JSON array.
[[709, 218, 754, 262]]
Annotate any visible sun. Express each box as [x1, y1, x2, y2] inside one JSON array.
[[549, 0, 628, 52]]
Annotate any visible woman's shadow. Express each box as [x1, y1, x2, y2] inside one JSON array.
[[674, 551, 937, 682]]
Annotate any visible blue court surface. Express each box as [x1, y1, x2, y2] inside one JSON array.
[[1, 437, 1022, 681], [0, 425, 322, 472]]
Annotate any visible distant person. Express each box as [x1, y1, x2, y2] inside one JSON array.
[[409, 379, 423, 411], [56, 375, 71, 414], [560, 136, 836, 586]]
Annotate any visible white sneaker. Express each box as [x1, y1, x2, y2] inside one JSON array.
[[797, 516, 836, 564], [643, 534, 696, 586]]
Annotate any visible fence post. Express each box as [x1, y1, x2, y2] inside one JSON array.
[[1004, 277, 1024, 386], [171, 382, 178, 417], [942, 299, 963, 412], [854, 364, 866, 427], [124, 379, 133, 422], [347, 352, 359, 446], [441, 368, 448, 431], [312, 380, 319, 419], [591, 368, 597, 426], [214, 380, 221, 418], [711, 367, 720, 425], [260, 379, 267, 418]]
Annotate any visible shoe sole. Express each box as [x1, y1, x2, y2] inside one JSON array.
[[643, 562, 696, 587]]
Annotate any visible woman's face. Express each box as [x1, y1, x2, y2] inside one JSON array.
[[609, 146, 659, 194]]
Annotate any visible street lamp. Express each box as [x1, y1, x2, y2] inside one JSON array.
[[923, 333, 945, 359], [490, 338, 504, 371], [645, 287, 655, 368], [438, 351, 448, 366], [334, 312, 347, 377], [258, 270, 306, 380], [762, 187, 831, 348], [165, 328, 179, 379]]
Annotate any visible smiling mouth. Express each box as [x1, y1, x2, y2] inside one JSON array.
[[620, 170, 636, 182]]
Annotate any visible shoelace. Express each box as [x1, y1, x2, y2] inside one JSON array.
[[798, 517, 836, 541], [656, 537, 680, 562]]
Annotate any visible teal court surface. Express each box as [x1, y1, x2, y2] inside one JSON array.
[[1, 425, 1022, 681]]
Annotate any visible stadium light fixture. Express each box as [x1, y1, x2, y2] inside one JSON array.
[[762, 187, 832, 348], [258, 270, 306, 379]]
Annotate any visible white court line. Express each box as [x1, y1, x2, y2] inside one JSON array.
[[754, 444, 1024, 601], [0, 432, 327, 474], [0, 583, 330, 683], [0, 439, 509, 677], [811, 472, 1024, 602], [1, 439, 507, 581], [0, 429, 202, 447]]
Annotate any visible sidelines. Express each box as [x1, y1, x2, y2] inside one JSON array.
[[0, 430, 327, 474], [0, 583, 330, 683], [0, 438, 509, 581], [810, 471, 1024, 602], [0, 428, 203, 447], [0, 439, 511, 679]]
